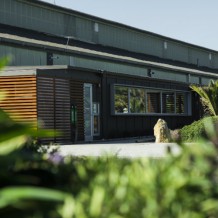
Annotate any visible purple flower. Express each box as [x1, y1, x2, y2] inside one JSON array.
[[48, 153, 64, 164]]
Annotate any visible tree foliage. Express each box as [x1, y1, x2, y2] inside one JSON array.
[[190, 80, 218, 116]]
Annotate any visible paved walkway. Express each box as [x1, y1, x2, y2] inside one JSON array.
[[58, 141, 179, 158]]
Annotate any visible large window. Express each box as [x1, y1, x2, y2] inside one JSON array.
[[130, 88, 146, 113], [115, 86, 146, 114], [115, 86, 129, 113], [162, 92, 175, 113], [147, 92, 161, 113], [113, 85, 190, 115], [176, 93, 185, 114]]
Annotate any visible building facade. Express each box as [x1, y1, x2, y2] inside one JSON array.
[[0, 0, 218, 143]]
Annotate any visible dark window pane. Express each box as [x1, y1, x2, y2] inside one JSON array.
[[176, 93, 185, 114], [162, 93, 175, 113], [130, 88, 146, 113], [114, 86, 129, 113], [94, 115, 100, 135], [147, 93, 161, 113]]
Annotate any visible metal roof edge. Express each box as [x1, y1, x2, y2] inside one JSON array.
[[0, 65, 68, 76], [17, 0, 218, 54], [1, 32, 218, 78]]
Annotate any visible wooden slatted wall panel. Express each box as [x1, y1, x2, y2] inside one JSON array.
[[0, 76, 37, 123], [55, 78, 71, 142], [37, 77, 55, 143], [37, 76, 71, 143], [70, 81, 84, 141]]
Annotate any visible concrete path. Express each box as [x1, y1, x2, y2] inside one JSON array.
[[58, 142, 180, 158]]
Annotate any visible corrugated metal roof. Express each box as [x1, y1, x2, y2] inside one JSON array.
[[19, 0, 218, 54], [1, 32, 218, 78]]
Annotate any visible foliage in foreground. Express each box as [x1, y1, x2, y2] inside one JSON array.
[[180, 116, 218, 142], [2, 135, 218, 218], [1, 111, 218, 218], [190, 80, 218, 116], [1, 59, 218, 217]]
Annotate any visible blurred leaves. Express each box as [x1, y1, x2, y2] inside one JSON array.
[[89, 186, 105, 217], [190, 80, 218, 116], [0, 108, 57, 155], [0, 186, 70, 208], [0, 135, 27, 155], [0, 58, 74, 218], [0, 56, 10, 70], [1, 57, 218, 217]]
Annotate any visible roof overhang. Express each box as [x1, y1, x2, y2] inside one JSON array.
[[1, 32, 218, 78], [1, 65, 68, 76]]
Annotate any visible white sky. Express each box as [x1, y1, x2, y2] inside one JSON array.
[[42, 0, 218, 51]]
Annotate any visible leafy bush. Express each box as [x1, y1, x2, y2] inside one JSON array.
[[180, 116, 218, 142], [191, 80, 218, 116], [0, 58, 74, 218], [2, 120, 218, 218], [1, 58, 218, 217], [2, 141, 218, 218]]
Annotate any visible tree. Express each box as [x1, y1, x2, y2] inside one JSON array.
[[190, 80, 218, 116]]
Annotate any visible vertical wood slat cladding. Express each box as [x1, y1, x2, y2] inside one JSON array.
[[37, 77, 55, 143], [70, 80, 84, 141], [55, 78, 71, 142], [37, 76, 71, 143], [0, 76, 37, 123]]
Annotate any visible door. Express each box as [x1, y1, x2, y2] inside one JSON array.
[[93, 102, 100, 136], [84, 83, 93, 141]]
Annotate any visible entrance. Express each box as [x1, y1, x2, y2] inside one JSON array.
[[84, 83, 93, 141]]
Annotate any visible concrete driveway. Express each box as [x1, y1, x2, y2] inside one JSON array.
[[58, 142, 180, 158]]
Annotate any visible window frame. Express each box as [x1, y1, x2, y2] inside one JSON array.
[[129, 87, 146, 114], [112, 84, 191, 116]]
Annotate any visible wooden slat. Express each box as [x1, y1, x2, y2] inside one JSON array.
[[0, 76, 37, 123], [37, 76, 71, 143]]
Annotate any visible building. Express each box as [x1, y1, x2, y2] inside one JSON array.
[[0, 0, 218, 143]]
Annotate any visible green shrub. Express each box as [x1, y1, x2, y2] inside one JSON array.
[[2, 142, 218, 218], [1, 117, 218, 218], [73, 144, 218, 218], [180, 116, 218, 142], [1, 58, 218, 217], [0, 58, 74, 218]]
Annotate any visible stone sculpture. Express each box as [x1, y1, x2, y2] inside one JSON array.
[[154, 119, 172, 143]]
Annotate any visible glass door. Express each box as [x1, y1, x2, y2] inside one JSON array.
[[84, 84, 93, 141], [93, 102, 100, 136]]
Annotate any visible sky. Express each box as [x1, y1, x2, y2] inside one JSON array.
[[42, 0, 218, 51]]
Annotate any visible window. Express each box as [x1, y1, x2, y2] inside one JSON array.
[[115, 86, 129, 113], [176, 93, 185, 114], [162, 92, 175, 113], [113, 85, 190, 116], [114, 86, 146, 114], [130, 88, 146, 113], [147, 92, 161, 113]]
